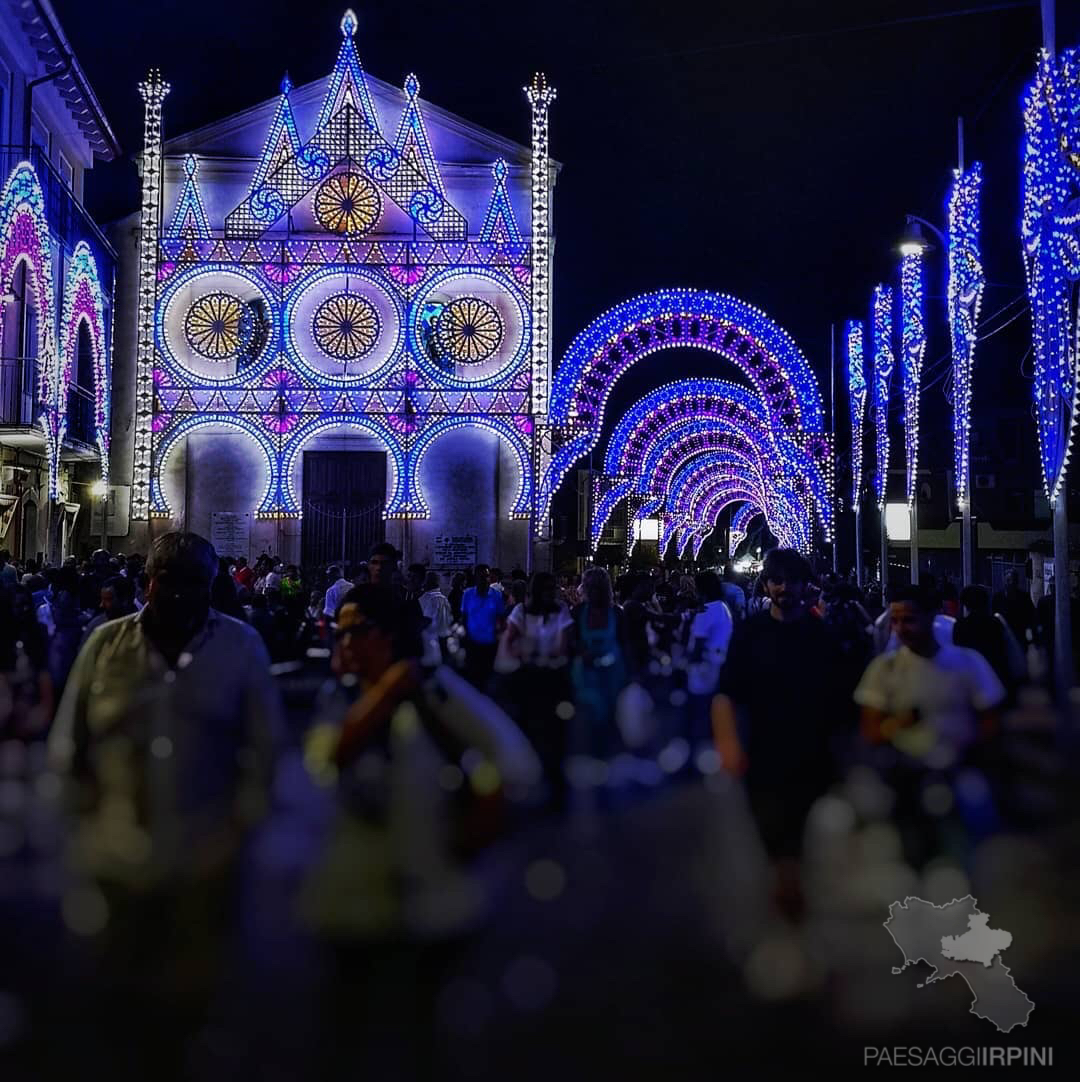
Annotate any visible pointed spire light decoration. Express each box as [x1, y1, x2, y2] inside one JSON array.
[[479, 159, 522, 243], [316, 7, 380, 133], [247, 72, 303, 197], [393, 73, 445, 198], [167, 154, 212, 238]]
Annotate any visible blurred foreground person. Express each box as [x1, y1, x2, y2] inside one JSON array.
[[302, 584, 538, 1077], [48, 531, 282, 1079], [855, 583, 1005, 868], [571, 566, 629, 759], [712, 549, 846, 921], [498, 571, 573, 812]]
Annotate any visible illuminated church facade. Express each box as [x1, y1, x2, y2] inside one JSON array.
[[111, 9, 557, 570]]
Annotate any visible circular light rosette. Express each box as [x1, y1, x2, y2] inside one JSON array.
[[313, 293, 381, 360], [184, 291, 252, 360], [409, 269, 528, 386], [314, 171, 381, 235], [435, 296, 503, 363], [285, 268, 403, 383]]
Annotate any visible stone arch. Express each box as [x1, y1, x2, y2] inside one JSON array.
[[396, 415, 532, 520], [151, 415, 282, 516], [280, 414, 403, 515]]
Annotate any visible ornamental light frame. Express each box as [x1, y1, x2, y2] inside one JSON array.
[[946, 162, 985, 511]]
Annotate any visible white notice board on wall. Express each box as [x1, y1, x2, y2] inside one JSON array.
[[433, 534, 477, 569], [211, 512, 251, 561]]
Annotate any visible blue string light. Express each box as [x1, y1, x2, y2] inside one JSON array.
[[900, 252, 925, 508], [872, 285, 895, 509], [947, 163, 985, 510], [846, 320, 867, 509], [1021, 48, 1080, 505]]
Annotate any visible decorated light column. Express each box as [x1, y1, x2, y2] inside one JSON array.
[[132, 69, 170, 521], [947, 163, 984, 587], [525, 72, 556, 571], [1022, 38, 1079, 694], [846, 320, 867, 586], [872, 284, 895, 604], [900, 251, 925, 583]]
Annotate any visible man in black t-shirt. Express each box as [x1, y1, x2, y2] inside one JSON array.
[[713, 548, 846, 919]]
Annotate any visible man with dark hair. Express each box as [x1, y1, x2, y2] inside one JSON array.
[[50, 531, 282, 1069], [50, 531, 281, 873], [713, 548, 846, 919], [367, 541, 400, 589], [855, 582, 1005, 867], [460, 563, 503, 688]]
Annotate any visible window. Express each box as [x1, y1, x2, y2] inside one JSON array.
[[59, 152, 74, 191]]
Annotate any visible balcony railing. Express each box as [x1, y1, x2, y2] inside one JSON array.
[[0, 356, 43, 428], [0, 145, 116, 292]]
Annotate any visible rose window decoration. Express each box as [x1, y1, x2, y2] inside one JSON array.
[[313, 293, 381, 360], [435, 296, 504, 363], [184, 292, 253, 360], [314, 171, 381, 235]]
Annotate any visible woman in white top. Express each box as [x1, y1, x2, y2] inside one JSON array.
[[499, 572, 573, 812], [418, 571, 453, 666]]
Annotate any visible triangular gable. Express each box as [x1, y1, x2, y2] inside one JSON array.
[[167, 155, 212, 238], [315, 9, 380, 135], [225, 105, 468, 240], [248, 74, 303, 197], [393, 74, 445, 198], [478, 159, 522, 243]]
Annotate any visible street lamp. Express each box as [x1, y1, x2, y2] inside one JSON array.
[[897, 214, 945, 255]]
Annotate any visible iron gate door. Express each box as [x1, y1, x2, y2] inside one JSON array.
[[301, 450, 386, 571]]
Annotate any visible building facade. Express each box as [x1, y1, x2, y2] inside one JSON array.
[[111, 10, 557, 572], [0, 0, 119, 562]]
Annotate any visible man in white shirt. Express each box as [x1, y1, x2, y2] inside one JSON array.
[[858, 584, 1004, 766], [855, 583, 1005, 866], [323, 564, 352, 619]]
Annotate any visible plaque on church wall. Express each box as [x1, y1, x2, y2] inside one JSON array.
[[211, 512, 251, 561], [433, 534, 477, 569]]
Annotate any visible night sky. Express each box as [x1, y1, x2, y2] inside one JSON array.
[[54, 0, 1080, 541]]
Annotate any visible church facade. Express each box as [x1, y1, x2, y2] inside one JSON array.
[[110, 9, 557, 572]]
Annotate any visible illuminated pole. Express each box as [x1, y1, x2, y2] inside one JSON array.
[[525, 72, 556, 574], [133, 70, 170, 521], [846, 320, 867, 586], [830, 323, 839, 573], [1024, 0, 1074, 696], [947, 161, 984, 588], [901, 251, 925, 584], [872, 286, 895, 605]]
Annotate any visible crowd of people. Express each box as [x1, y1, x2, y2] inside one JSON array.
[[0, 535, 1068, 1077]]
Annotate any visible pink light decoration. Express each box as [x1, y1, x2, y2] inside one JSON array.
[[157, 261, 176, 282], [388, 263, 426, 285], [264, 261, 300, 285]]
